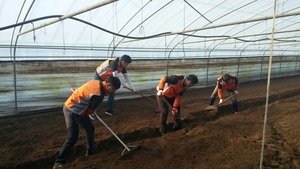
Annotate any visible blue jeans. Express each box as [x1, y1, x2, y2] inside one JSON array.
[[55, 106, 95, 164], [94, 73, 114, 111], [106, 94, 114, 111]]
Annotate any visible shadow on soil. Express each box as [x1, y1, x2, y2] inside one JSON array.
[[4, 88, 300, 169]]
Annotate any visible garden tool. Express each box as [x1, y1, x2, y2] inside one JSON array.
[[205, 94, 236, 111]]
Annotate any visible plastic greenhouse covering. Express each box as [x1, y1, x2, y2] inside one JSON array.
[[0, 0, 300, 115], [1, 0, 300, 60]]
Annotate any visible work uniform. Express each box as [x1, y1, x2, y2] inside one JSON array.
[[94, 57, 132, 113], [94, 57, 128, 81], [55, 80, 107, 165], [156, 74, 187, 134], [209, 74, 239, 112]]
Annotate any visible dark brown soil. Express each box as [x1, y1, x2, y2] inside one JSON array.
[[1, 76, 300, 169]]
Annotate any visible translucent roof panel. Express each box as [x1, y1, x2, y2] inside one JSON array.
[[1, 0, 300, 59]]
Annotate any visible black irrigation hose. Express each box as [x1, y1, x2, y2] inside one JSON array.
[[0, 15, 291, 43], [0, 15, 171, 40]]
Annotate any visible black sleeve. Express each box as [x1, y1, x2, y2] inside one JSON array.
[[109, 60, 118, 71], [88, 95, 104, 110], [166, 75, 181, 84], [121, 67, 127, 74], [217, 81, 222, 89], [232, 76, 239, 83]]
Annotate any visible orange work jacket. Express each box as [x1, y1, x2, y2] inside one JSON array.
[[217, 74, 239, 99], [65, 80, 108, 115], [95, 57, 127, 80], [157, 75, 187, 108]]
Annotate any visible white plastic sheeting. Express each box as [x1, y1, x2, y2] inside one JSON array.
[[0, 0, 300, 59]]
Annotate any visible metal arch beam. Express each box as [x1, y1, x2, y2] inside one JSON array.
[[18, 0, 118, 36], [237, 19, 300, 57], [175, 11, 300, 35], [110, 0, 174, 57], [205, 13, 300, 57], [236, 15, 300, 51], [119, 11, 300, 59], [205, 0, 281, 57], [183, 0, 212, 23], [107, 0, 154, 57], [156, 29, 300, 46], [166, 0, 234, 56], [167, 0, 260, 59]]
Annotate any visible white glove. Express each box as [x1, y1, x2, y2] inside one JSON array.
[[219, 99, 223, 104], [89, 112, 96, 121], [130, 86, 137, 93], [122, 83, 126, 88], [157, 90, 163, 96], [172, 107, 178, 116], [234, 90, 239, 95]]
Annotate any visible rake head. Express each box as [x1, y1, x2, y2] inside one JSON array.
[[116, 145, 140, 160], [205, 105, 218, 111]]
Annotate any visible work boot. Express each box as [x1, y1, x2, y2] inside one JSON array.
[[232, 102, 238, 113], [105, 110, 115, 116], [209, 97, 215, 106], [173, 126, 182, 132], [159, 128, 166, 136], [53, 162, 64, 169], [85, 153, 94, 157]]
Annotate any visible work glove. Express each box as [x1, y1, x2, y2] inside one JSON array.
[[234, 90, 239, 95], [81, 108, 96, 117], [70, 88, 77, 94], [219, 99, 223, 104], [157, 90, 163, 96], [89, 113, 96, 121], [130, 86, 137, 93], [172, 107, 178, 116], [86, 108, 96, 115]]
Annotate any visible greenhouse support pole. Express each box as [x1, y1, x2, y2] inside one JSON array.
[[19, 0, 118, 35], [259, 0, 277, 168], [295, 55, 299, 74]]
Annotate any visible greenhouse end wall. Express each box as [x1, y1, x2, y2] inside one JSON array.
[[0, 56, 299, 116]]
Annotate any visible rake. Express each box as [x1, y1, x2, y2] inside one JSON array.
[[205, 94, 236, 111], [94, 114, 139, 158], [159, 96, 185, 124], [123, 85, 157, 103]]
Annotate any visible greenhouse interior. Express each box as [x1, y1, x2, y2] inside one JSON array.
[[1, 0, 300, 168], [1, 0, 299, 115]]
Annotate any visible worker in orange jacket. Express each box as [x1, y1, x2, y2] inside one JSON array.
[[208, 73, 239, 113], [156, 74, 198, 136], [53, 76, 121, 169], [94, 54, 136, 116]]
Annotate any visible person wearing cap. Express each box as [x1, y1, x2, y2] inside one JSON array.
[[156, 74, 198, 136], [208, 73, 239, 114], [53, 76, 121, 169], [94, 54, 137, 116]]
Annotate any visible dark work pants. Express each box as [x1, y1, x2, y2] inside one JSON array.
[[55, 106, 95, 164], [156, 95, 181, 133], [210, 85, 238, 112]]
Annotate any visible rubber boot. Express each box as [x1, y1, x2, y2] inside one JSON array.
[[232, 102, 238, 113], [209, 97, 215, 106]]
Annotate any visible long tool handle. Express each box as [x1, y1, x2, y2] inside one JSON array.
[[160, 96, 172, 109], [95, 114, 130, 151], [215, 94, 236, 107], [124, 85, 157, 103], [159, 96, 182, 122]]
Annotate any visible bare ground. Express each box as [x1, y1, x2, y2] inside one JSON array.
[[1, 75, 300, 169]]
